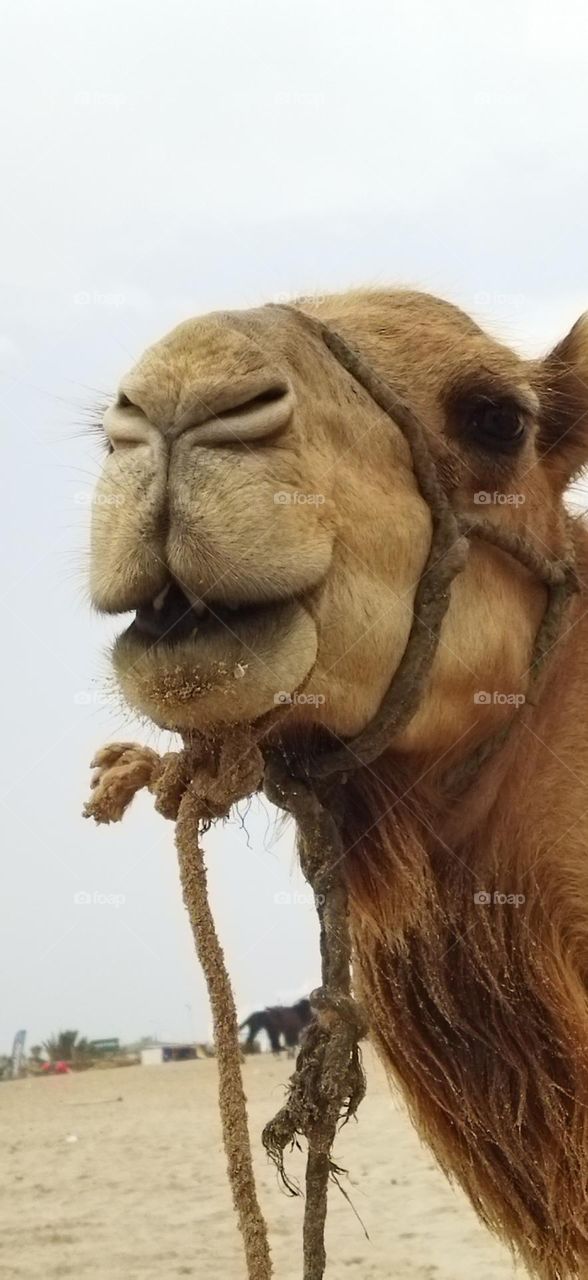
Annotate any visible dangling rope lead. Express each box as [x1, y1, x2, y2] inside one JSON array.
[[84, 736, 273, 1279], [262, 755, 368, 1280], [83, 735, 366, 1280], [174, 787, 272, 1279], [84, 318, 579, 1280]]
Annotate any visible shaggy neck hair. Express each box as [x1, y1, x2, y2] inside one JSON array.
[[343, 743, 588, 1280]]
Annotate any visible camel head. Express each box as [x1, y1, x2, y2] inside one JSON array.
[[90, 290, 588, 758]]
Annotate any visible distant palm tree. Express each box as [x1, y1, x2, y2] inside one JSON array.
[[43, 1030, 91, 1063]]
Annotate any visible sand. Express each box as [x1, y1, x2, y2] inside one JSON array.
[[0, 1049, 522, 1279]]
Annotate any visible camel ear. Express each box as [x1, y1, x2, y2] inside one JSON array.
[[539, 314, 588, 484]]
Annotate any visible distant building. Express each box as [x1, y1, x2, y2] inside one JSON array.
[[140, 1045, 164, 1066], [140, 1042, 198, 1065]]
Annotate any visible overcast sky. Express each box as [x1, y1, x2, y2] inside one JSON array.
[[1, 0, 588, 1052]]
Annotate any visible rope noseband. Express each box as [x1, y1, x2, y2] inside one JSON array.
[[268, 309, 579, 786]]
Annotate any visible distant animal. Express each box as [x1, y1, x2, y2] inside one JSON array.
[[239, 998, 312, 1055], [239, 1010, 281, 1054]]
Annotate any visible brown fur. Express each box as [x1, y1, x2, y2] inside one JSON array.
[[344, 651, 588, 1280], [89, 288, 588, 1278]]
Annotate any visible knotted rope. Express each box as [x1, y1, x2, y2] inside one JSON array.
[[84, 733, 368, 1280], [83, 318, 579, 1280], [262, 754, 369, 1280], [84, 734, 273, 1279]]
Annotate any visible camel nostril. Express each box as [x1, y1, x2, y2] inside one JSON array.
[[102, 397, 153, 450], [179, 379, 296, 445], [103, 377, 295, 448], [220, 384, 287, 418]]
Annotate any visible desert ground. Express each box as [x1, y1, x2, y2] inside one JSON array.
[[0, 1047, 522, 1279]]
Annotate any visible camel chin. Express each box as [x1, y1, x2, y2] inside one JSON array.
[[111, 597, 318, 733]]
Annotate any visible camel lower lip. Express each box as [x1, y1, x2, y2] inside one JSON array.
[[111, 596, 319, 733]]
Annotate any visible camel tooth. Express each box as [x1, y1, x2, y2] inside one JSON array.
[[152, 584, 170, 610]]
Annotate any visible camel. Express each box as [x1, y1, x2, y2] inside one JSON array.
[[240, 1009, 281, 1054], [240, 999, 313, 1055], [89, 288, 588, 1280]]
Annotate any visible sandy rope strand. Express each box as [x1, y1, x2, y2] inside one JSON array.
[[262, 757, 368, 1280], [174, 783, 273, 1280]]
